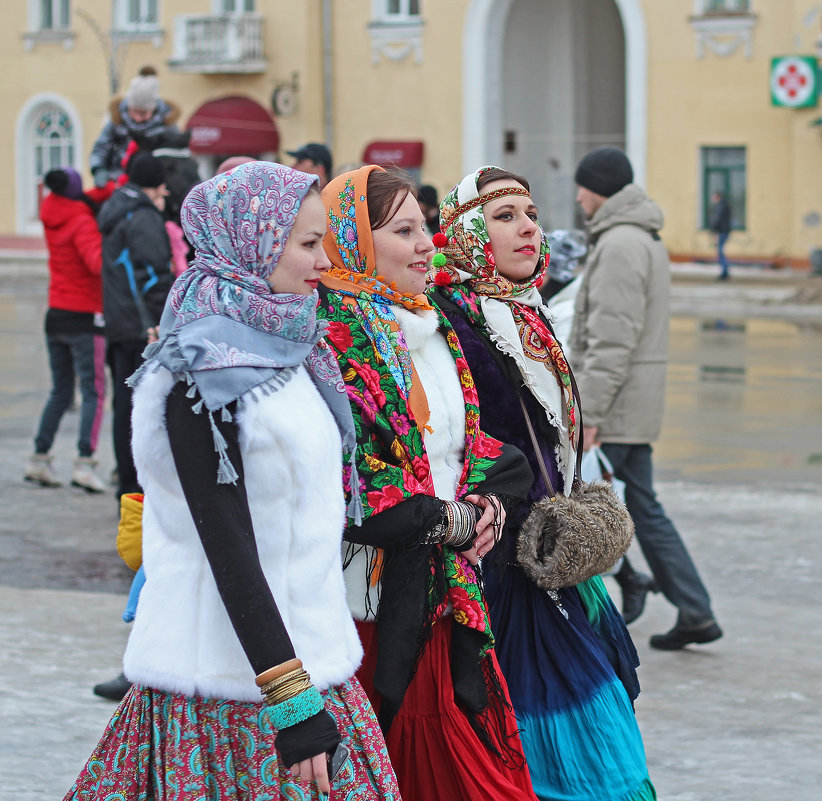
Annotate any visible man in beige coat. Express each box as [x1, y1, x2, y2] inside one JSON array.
[[571, 147, 722, 650]]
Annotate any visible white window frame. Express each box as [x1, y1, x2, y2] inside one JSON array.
[[15, 94, 83, 234], [34, 0, 71, 30], [115, 0, 161, 31], [372, 0, 421, 25], [213, 0, 256, 14], [694, 0, 752, 15], [23, 0, 75, 49]]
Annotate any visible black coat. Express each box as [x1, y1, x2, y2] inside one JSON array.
[[709, 198, 732, 234], [98, 184, 174, 343]]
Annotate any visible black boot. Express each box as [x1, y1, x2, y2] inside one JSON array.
[[93, 672, 132, 702], [615, 559, 658, 625], [650, 620, 723, 650]]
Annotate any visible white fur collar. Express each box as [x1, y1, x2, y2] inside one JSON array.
[[394, 307, 439, 349]]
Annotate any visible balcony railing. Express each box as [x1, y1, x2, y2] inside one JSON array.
[[169, 14, 266, 74]]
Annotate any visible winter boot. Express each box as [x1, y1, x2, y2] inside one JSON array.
[[24, 453, 62, 487], [92, 672, 132, 701], [71, 456, 107, 493]]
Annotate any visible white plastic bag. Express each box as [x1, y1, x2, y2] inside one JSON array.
[[580, 447, 627, 576], [580, 446, 625, 502]]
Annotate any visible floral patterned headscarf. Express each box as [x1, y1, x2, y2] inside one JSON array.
[[435, 166, 577, 490], [322, 165, 433, 312], [319, 166, 517, 735], [133, 162, 361, 519]]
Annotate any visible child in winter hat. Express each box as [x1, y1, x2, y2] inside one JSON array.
[[126, 66, 160, 113]]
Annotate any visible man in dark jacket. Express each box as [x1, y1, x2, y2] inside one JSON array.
[[90, 66, 183, 187], [709, 191, 732, 280], [99, 151, 174, 497]]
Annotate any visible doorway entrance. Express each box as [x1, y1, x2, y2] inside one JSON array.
[[463, 0, 644, 230]]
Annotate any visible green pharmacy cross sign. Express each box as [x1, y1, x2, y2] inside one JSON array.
[[770, 56, 818, 108]]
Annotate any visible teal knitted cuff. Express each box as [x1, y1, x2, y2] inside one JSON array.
[[268, 686, 325, 731]]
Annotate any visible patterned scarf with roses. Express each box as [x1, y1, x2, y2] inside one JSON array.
[[435, 165, 578, 490], [319, 168, 521, 734]]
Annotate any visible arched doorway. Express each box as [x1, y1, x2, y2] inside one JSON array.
[[15, 94, 83, 234], [463, 0, 644, 230]]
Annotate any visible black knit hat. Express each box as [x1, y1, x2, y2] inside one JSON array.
[[127, 151, 166, 189], [574, 147, 633, 198]]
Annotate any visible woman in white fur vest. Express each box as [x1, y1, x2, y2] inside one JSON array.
[[63, 162, 401, 801]]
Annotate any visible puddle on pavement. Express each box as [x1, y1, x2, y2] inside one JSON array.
[[656, 317, 822, 486]]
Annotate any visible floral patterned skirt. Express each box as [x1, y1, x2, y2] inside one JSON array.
[[63, 678, 401, 801]]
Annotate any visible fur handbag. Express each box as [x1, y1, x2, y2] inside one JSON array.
[[515, 395, 634, 591]]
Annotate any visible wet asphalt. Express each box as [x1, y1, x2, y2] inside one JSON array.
[[1, 259, 821, 800]]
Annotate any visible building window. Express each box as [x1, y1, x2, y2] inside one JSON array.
[[218, 0, 255, 12], [701, 146, 746, 230], [39, 0, 70, 29], [368, 0, 424, 65], [380, 0, 420, 21], [33, 105, 76, 179], [117, 0, 159, 28], [15, 97, 81, 232], [702, 0, 750, 13]]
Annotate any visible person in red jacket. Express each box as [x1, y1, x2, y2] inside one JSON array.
[[24, 168, 109, 492]]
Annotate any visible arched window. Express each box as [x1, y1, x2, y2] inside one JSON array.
[[15, 96, 82, 233], [33, 105, 76, 179]]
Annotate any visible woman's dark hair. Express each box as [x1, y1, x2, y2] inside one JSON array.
[[476, 167, 530, 193], [366, 168, 418, 230]]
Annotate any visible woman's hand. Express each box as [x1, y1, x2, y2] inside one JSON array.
[[463, 493, 505, 562], [290, 752, 330, 794]]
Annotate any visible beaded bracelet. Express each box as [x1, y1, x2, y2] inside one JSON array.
[[267, 685, 326, 731]]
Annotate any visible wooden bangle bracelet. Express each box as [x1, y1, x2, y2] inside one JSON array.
[[255, 658, 302, 687]]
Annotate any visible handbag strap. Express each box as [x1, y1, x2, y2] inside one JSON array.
[[517, 363, 586, 497], [517, 393, 557, 498]]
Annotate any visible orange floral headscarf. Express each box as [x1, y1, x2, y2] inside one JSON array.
[[322, 165, 432, 312]]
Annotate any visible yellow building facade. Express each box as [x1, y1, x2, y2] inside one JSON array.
[[3, 0, 822, 265]]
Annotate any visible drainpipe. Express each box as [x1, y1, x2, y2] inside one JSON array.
[[321, 0, 334, 152]]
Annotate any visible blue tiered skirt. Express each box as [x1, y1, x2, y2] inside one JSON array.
[[485, 564, 656, 801]]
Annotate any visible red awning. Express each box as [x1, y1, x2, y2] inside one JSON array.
[[186, 96, 279, 155], [362, 141, 424, 168]]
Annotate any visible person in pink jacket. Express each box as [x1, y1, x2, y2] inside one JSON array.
[[24, 168, 108, 492]]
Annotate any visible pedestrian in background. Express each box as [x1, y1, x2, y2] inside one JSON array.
[[571, 146, 723, 650], [98, 151, 174, 498], [24, 168, 108, 492], [417, 183, 441, 236], [709, 190, 732, 281], [89, 65, 182, 188], [287, 142, 333, 188]]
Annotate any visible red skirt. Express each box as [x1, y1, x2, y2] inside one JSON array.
[[356, 616, 537, 801]]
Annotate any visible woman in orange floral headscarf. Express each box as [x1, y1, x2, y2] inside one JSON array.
[[317, 165, 538, 801]]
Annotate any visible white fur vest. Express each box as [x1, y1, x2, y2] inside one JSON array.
[[124, 365, 363, 701], [344, 308, 466, 621]]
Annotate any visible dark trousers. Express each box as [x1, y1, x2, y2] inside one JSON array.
[[601, 443, 716, 628], [107, 339, 146, 496], [717, 231, 730, 278], [34, 331, 106, 457]]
